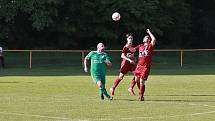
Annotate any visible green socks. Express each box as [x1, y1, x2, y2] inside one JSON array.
[[99, 86, 110, 98]]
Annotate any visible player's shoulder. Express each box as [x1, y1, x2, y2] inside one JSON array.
[[101, 52, 108, 55], [88, 51, 97, 55], [91, 51, 97, 54], [137, 44, 144, 47], [122, 45, 129, 51]]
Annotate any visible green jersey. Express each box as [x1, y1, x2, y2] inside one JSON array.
[[85, 51, 111, 76]]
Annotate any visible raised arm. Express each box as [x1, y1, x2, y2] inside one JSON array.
[[147, 29, 156, 46]]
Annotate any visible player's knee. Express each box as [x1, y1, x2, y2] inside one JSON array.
[[135, 77, 140, 82], [97, 81, 103, 87], [118, 76, 123, 80], [118, 73, 124, 80], [140, 79, 145, 85]]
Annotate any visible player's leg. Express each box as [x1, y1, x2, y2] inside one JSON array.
[[136, 77, 140, 90], [103, 87, 112, 100], [139, 78, 145, 101], [91, 74, 105, 100], [101, 77, 112, 100], [128, 65, 138, 93], [128, 65, 140, 95], [96, 76, 112, 100], [139, 68, 150, 101], [96, 81, 105, 100], [110, 72, 125, 96], [128, 77, 136, 95]]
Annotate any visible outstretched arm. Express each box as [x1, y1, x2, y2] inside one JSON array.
[[147, 29, 156, 46]]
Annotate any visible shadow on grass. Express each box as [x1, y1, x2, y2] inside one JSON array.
[[146, 99, 215, 103], [116, 94, 215, 102], [148, 94, 215, 97], [0, 81, 20, 83], [147, 94, 215, 102], [0, 66, 215, 76], [117, 99, 215, 103]]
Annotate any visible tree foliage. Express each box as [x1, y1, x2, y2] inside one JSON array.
[[0, 0, 214, 49]]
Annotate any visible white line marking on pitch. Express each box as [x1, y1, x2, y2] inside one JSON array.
[[1, 102, 215, 121], [190, 103, 215, 108], [119, 102, 215, 120], [0, 111, 71, 120], [166, 110, 215, 118], [95, 102, 215, 120], [113, 110, 215, 120]]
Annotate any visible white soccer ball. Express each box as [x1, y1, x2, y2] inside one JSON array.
[[112, 12, 121, 21]]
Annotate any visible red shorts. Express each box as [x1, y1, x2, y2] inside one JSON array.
[[119, 62, 136, 74], [134, 65, 151, 80]]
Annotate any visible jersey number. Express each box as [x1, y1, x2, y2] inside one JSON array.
[[139, 45, 149, 57], [127, 53, 134, 58]]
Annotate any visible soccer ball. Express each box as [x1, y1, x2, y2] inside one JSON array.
[[112, 12, 121, 21]]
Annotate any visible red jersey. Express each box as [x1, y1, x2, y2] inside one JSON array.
[[118, 45, 136, 74], [135, 43, 153, 67], [121, 45, 135, 65]]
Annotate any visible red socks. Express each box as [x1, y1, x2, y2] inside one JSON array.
[[140, 84, 145, 98], [136, 79, 140, 90], [112, 77, 121, 89], [130, 78, 136, 89]]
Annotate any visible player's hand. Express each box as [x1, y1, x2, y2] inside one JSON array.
[[146, 29, 150, 33], [84, 67, 88, 72], [129, 59, 135, 64], [105, 61, 112, 66]]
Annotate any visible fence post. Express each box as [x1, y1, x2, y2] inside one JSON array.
[[29, 51, 32, 69], [180, 50, 183, 67]]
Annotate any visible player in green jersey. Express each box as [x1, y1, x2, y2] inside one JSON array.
[[84, 43, 113, 100]]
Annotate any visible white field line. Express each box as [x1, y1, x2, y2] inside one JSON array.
[[100, 110, 215, 120], [0, 102, 215, 121], [0, 111, 71, 120], [97, 102, 215, 120], [165, 110, 215, 118], [189, 103, 215, 108]]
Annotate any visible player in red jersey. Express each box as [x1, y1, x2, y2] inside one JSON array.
[[110, 33, 137, 96], [133, 29, 156, 101]]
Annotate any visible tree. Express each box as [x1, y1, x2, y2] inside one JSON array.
[[187, 0, 215, 48], [1, 0, 214, 49]]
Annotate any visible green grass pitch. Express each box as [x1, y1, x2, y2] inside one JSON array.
[[0, 68, 215, 121]]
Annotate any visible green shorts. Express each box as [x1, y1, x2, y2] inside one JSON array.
[[91, 74, 106, 84]]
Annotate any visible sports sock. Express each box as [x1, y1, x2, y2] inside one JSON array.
[[99, 85, 110, 98], [136, 79, 140, 90], [140, 84, 145, 98], [103, 88, 111, 98], [99, 87, 103, 95], [112, 77, 121, 89], [130, 77, 136, 89]]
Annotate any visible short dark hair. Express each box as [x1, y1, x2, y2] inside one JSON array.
[[126, 33, 133, 38]]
